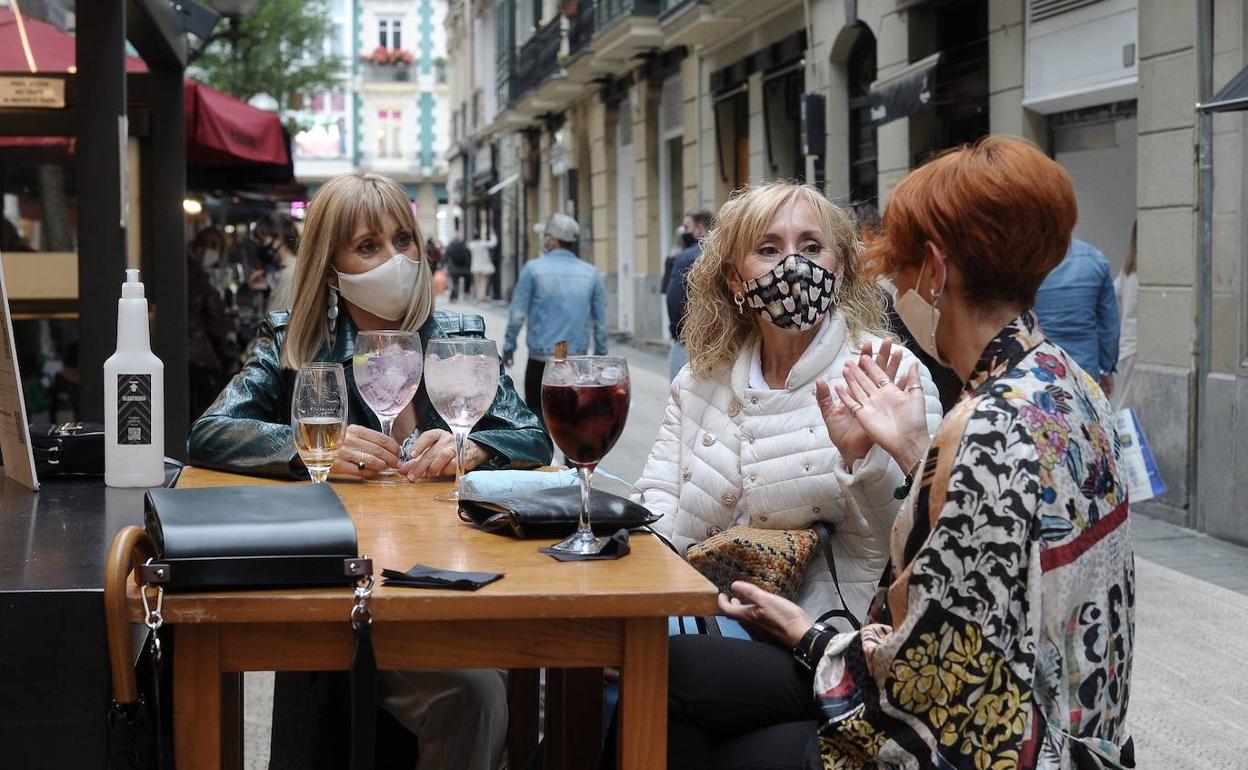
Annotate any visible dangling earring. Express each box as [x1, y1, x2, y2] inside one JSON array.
[[734, 292, 745, 314], [327, 286, 339, 333]]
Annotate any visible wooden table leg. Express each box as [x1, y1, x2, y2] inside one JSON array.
[[174, 624, 223, 770], [617, 618, 667, 770]]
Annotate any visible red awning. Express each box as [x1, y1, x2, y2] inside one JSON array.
[[0, 10, 288, 169], [0, 9, 146, 73], [185, 81, 289, 167]]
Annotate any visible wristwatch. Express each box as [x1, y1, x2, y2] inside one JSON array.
[[793, 622, 831, 671]]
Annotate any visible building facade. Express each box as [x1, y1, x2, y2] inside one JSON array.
[[294, 0, 450, 240], [446, 0, 1248, 543]]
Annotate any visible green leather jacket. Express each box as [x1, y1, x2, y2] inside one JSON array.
[[187, 309, 553, 479]]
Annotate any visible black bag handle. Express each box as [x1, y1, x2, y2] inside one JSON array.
[[811, 522, 862, 632]]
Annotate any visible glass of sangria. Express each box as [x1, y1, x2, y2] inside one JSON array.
[[541, 355, 631, 555]]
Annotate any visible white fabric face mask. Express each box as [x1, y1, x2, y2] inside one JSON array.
[[895, 257, 946, 365], [334, 253, 421, 321], [202, 248, 220, 268]]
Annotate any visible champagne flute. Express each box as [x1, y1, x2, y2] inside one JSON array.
[[541, 356, 631, 554], [291, 363, 348, 483], [424, 338, 499, 502], [353, 330, 423, 483]]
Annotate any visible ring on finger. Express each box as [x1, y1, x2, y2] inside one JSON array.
[[876, 378, 890, 388], [906, 385, 923, 392], [848, 403, 864, 415], [356, 457, 368, 472]]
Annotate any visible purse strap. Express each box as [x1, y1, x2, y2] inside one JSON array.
[[811, 522, 862, 632], [350, 574, 378, 770]]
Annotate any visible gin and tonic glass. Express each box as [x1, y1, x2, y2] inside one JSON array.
[[424, 338, 499, 502], [353, 331, 424, 482]]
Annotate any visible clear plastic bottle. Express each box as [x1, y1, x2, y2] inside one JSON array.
[[104, 269, 165, 487]]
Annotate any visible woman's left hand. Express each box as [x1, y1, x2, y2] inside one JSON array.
[[718, 580, 815, 649], [836, 354, 931, 472], [817, 340, 903, 467], [399, 429, 490, 480]]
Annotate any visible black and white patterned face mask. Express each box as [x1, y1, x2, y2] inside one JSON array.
[[741, 253, 840, 331]]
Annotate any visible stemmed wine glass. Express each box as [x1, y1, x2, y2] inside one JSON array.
[[353, 331, 424, 483], [541, 356, 631, 554], [291, 363, 348, 483], [423, 338, 500, 502]]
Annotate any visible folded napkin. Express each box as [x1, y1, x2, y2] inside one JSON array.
[[459, 468, 579, 498], [382, 564, 503, 591], [539, 528, 631, 562]]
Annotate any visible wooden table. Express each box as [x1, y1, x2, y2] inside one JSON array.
[[127, 467, 718, 769]]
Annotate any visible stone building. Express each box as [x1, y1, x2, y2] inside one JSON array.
[[445, 0, 1248, 542]]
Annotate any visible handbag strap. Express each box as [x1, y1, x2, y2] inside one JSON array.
[[350, 572, 378, 770], [811, 522, 862, 631]]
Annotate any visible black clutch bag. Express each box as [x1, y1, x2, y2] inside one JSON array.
[[142, 483, 370, 591], [30, 421, 105, 477], [458, 486, 660, 538]]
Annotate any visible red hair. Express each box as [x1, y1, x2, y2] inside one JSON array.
[[866, 136, 1077, 307]]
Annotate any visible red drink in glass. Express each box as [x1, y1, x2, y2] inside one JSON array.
[[541, 381, 630, 468]]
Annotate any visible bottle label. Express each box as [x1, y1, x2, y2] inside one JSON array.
[[117, 374, 152, 445]]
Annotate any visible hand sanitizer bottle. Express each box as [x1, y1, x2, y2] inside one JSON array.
[[104, 269, 165, 487]]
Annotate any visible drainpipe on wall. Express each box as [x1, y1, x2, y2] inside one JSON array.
[[1195, 0, 1213, 529]]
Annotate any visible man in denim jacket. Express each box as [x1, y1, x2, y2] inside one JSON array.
[[503, 212, 608, 417], [1033, 238, 1121, 396]]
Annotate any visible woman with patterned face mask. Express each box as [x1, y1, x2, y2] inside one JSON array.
[[634, 182, 943, 645]]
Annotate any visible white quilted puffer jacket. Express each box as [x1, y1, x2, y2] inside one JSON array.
[[634, 313, 943, 621]]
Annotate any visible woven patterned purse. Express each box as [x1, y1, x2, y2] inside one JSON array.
[[686, 526, 820, 601]]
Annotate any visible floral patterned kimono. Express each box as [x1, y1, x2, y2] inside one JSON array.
[[815, 312, 1135, 770]]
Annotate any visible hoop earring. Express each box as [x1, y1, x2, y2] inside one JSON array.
[[734, 292, 745, 314], [327, 286, 339, 333]]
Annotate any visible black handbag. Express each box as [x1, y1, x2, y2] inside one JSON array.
[[109, 483, 379, 770], [30, 421, 105, 477], [142, 483, 369, 590], [457, 486, 660, 537]]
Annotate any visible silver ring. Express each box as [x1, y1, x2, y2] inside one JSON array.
[[876, 379, 890, 388], [356, 458, 368, 472], [906, 385, 923, 392], [848, 403, 863, 415]]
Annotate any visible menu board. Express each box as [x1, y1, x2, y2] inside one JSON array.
[[0, 253, 38, 490]]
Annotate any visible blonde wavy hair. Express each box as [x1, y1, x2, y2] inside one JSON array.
[[683, 182, 890, 380], [282, 172, 434, 369]]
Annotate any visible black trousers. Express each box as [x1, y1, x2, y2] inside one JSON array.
[[448, 272, 471, 300], [668, 635, 823, 770], [523, 357, 547, 422]]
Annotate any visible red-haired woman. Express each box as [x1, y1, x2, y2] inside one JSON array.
[[668, 137, 1135, 770]]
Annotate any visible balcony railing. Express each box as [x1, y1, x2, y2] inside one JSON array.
[[362, 63, 412, 83], [567, 0, 595, 55], [594, 0, 661, 35], [513, 15, 563, 102]]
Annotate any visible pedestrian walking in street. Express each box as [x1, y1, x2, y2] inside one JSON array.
[[503, 212, 608, 418], [1033, 237, 1120, 398], [444, 232, 472, 301], [664, 137, 1134, 770], [1114, 222, 1139, 410], [468, 232, 496, 301], [663, 208, 714, 380]]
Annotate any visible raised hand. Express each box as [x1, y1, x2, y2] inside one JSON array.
[[835, 353, 930, 473], [816, 340, 903, 467]]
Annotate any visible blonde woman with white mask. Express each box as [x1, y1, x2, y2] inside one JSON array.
[[188, 173, 550, 770], [634, 182, 943, 625]]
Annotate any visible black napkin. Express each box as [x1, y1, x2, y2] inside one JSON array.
[[539, 528, 631, 561], [381, 564, 503, 591]]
